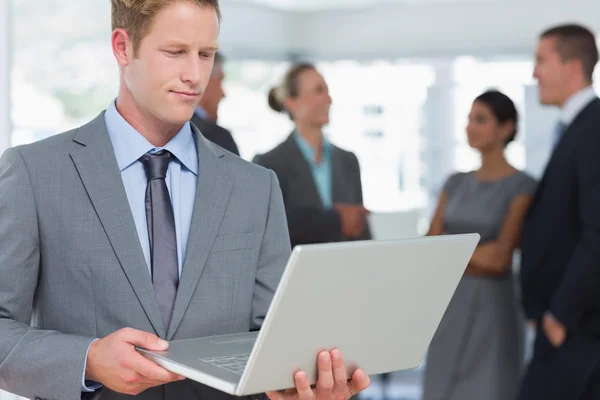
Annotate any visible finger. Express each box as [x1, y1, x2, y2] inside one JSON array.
[[348, 369, 370, 397], [550, 331, 565, 348], [122, 328, 169, 351], [294, 370, 314, 399], [316, 351, 334, 394], [121, 371, 164, 389], [330, 349, 348, 397], [128, 352, 184, 382], [265, 391, 284, 400]]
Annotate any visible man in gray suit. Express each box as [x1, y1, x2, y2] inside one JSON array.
[[0, 1, 370, 400]]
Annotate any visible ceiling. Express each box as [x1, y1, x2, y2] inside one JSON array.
[[219, 0, 600, 60], [233, 0, 378, 12], [230, 0, 500, 12]]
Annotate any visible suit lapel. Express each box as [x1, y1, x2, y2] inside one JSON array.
[[167, 130, 234, 340], [330, 146, 348, 203], [70, 113, 166, 337], [528, 98, 599, 216], [282, 134, 323, 207]]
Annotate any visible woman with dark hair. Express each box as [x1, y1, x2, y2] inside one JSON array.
[[422, 90, 537, 400], [253, 63, 370, 248]]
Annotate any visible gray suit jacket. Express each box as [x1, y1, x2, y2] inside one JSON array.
[[0, 112, 291, 400], [253, 133, 370, 247]]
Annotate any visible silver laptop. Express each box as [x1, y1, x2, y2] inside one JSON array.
[[138, 234, 479, 396]]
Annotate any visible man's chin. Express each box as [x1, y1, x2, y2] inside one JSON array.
[[538, 94, 548, 104], [166, 106, 195, 124], [537, 90, 554, 106]]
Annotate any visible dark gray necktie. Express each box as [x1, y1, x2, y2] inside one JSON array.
[[141, 150, 179, 328]]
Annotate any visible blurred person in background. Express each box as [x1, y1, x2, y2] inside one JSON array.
[[253, 62, 371, 248], [422, 90, 537, 400], [191, 51, 240, 155], [519, 23, 600, 400]]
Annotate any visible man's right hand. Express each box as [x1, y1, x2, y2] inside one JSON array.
[[85, 328, 185, 396], [334, 204, 370, 239]]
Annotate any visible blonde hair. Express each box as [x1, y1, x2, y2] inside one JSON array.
[[111, 0, 221, 56]]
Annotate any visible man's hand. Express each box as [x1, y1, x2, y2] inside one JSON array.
[[266, 349, 370, 400], [334, 204, 370, 239], [543, 312, 566, 348], [85, 328, 185, 395]]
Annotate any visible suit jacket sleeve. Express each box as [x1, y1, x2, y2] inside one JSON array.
[[0, 148, 96, 400], [250, 171, 292, 330], [549, 128, 600, 330], [252, 155, 342, 246]]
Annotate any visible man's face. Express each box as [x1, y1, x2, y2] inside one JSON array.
[[121, 1, 220, 126], [199, 64, 225, 121], [533, 37, 572, 106]]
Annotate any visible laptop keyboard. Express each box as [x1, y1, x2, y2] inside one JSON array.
[[201, 353, 251, 375]]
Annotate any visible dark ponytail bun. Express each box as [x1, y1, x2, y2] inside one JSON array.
[[268, 87, 284, 113]]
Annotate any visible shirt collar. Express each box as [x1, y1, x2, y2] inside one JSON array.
[[293, 130, 331, 164], [560, 86, 597, 125], [105, 100, 198, 175]]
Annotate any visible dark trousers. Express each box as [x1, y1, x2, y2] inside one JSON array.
[[518, 328, 600, 400]]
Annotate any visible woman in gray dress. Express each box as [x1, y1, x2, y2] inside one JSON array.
[[422, 90, 537, 400]]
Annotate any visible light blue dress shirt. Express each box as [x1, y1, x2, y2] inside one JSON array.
[[81, 101, 198, 392], [293, 131, 333, 208], [105, 101, 198, 275], [553, 86, 597, 150]]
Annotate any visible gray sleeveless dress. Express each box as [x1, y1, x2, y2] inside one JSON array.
[[422, 171, 537, 400]]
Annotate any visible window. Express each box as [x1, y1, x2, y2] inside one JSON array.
[[452, 57, 533, 173], [11, 0, 117, 146], [363, 104, 384, 115], [317, 59, 435, 212], [218, 60, 293, 161], [220, 59, 435, 213]]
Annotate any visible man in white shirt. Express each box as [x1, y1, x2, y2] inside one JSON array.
[[520, 23, 600, 400]]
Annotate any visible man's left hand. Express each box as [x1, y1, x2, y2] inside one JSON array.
[[266, 349, 370, 400], [543, 312, 566, 348]]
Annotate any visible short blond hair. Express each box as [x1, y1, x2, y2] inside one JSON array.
[[111, 0, 221, 56]]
